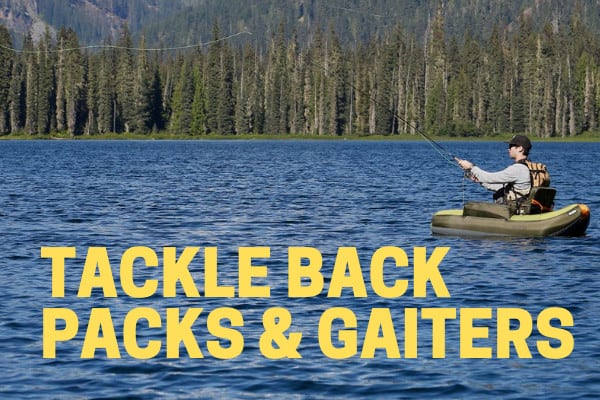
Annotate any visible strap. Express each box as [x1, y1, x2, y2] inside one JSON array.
[[531, 198, 553, 213]]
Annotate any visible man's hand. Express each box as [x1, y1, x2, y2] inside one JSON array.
[[456, 158, 474, 170]]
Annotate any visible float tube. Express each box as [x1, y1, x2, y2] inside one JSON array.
[[431, 202, 590, 237]]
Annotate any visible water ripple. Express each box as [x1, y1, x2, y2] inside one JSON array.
[[1, 140, 598, 399]]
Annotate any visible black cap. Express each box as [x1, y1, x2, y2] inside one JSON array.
[[506, 135, 532, 152]]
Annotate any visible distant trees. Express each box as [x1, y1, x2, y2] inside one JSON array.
[[55, 28, 85, 135], [0, 25, 13, 133], [2, 12, 600, 138]]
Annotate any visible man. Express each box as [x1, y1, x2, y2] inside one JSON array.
[[456, 135, 532, 204]]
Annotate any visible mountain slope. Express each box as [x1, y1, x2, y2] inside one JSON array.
[[1, 0, 600, 47]]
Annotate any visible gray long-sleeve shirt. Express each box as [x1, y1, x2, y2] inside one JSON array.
[[471, 163, 531, 194]]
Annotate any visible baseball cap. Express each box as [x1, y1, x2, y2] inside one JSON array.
[[506, 135, 532, 151]]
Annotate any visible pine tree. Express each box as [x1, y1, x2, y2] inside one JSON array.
[[169, 57, 194, 134], [85, 53, 100, 135], [463, 34, 485, 132], [66, 31, 85, 136], [251, 47, 265, 134], [391, 24, 410, 135], [23, 34, 38, 135], [445, 37, 463, 134], [374, 32, 396, 135], [235, 43, 260, 135], [115, 25, 135, 132], [217, 39, 235, 135], [539, 23, 559, 137], [8, 51, 25, 134], [264, 22, 289, 135], [132, 36, 153, 133], [97, 44, 116, 133], [508, 15, 535, 135], [55, 28, 85, 136], [553, 26, 568, 137], [287, 33, 305, 135], [0, 25, 13, 134], [327, 28, 347, 136], [352, 44, 371, 135], [148, 63, 165, 132], [133, 39, 149, 133], [574, 52, 595, 134], [191, 57, 207, 135], [424, 3, 447, 134], [304, 28, 325, 135], [487, 25, 509, 134], [36, 30, 56, 135], [55, 32, 66, 133], [205, 22, 222, 134]]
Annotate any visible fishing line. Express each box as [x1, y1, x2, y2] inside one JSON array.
[[299, 6, 470, 202], [320, 1, 403, 21], [303, 52, 460, 168], [315, 2, 464, 168], [292, 0, 462, 167], [3, 2, 460, 168], [322, 5, 385, 19], [0, 30, 253, 54]]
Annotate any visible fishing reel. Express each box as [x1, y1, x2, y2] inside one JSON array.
[[463, 169, 479, 182]]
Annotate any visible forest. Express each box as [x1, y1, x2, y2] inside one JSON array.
[[1, 6, 600, 138]]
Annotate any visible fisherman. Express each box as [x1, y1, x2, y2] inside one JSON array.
[[456, 135, 532, 205]]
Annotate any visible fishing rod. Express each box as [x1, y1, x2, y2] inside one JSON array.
[[411, 123, 460, 166], [311, 3, 466, 169], [303, 53, 461, 168]]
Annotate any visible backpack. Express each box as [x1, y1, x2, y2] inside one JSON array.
[[524, 160, 550, 187]]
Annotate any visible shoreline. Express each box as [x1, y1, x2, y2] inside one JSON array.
[[2, 131, 600, 142]]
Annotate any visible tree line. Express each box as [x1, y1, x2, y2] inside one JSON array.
[[1, 10, 600, 138]]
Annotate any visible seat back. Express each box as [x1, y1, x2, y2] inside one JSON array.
[[526, 187, 556, 214]]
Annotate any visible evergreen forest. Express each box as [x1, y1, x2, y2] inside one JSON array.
[[2, 8, 600, 138]]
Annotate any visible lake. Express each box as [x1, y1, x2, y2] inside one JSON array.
[[1, 139, 599, 399]]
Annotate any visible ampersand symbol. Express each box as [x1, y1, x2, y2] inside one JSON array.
[[259, 307, 302, 359]]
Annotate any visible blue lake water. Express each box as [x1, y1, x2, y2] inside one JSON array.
[[1, 139, 599, 399]]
